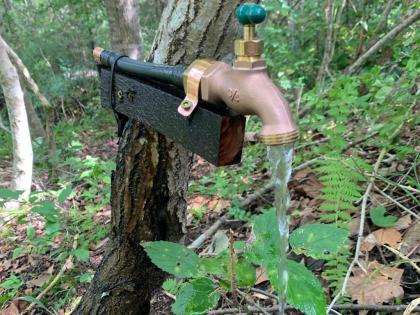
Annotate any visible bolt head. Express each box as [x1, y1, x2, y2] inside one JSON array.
[[181, 100, 192, 110]]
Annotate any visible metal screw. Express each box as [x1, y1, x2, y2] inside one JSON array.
[[117, 89, 124, 101], [181, 100, 192, 110], [127, 90, 135, 103]]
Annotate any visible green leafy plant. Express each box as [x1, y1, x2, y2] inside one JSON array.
[[144, 210, 348, 315]]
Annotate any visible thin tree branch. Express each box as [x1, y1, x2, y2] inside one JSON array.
[[236, 289, 269, 315], [374, 186, 420, 219], [316, 0, 335, 83], [346, 10, 420, 75], [375, 0, 395, 33], [382, 244, 420, 274], [317, 0, 347, 84]]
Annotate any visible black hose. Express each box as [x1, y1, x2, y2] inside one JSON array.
[[99, 49, 187, 88]]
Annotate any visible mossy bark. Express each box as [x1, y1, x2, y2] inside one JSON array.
[[74, 1, 242, 314]]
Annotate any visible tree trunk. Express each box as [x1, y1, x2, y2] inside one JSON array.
[[104, 0, 144, 59], [74, 1, 242, 314], [0, 36, 32, 198], [23, 89, 46, 140]]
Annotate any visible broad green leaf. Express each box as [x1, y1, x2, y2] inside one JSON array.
[[58, 184, 72, 205], [199, 257, 227, 276], [267, 260, 326, 315], [32, 200, 59, 221], [143, 241, 200, 278], [45, 221, 61, 235], [73, 247, 90, 262], [234, 259, 256, 287], [251, 209, 279, 263], [370, 206, 397, 228], [290, 224, 349, 259], [172, 278, 220, 315], [1, 275, 23, 290], [0, 189, 22, 200]]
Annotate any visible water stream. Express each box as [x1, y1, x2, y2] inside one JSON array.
[[267, 144, 294, 315]]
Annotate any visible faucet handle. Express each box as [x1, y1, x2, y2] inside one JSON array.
[[236, 3, 266, 26], [234, 3, 266, 69]]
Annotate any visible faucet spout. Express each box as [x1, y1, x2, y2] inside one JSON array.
[[198, 62, 299, 145]]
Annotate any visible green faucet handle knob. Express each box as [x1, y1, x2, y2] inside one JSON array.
[[236, 3, 266, 25]]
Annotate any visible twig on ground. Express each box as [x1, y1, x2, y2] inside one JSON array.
[[23, 235, 78, 314], [345, 131, 379, 150], [250, 288, 278, 300], [374, 186, 420, 219], [236, 289, 270, 315], [382, 244, 420, 274]]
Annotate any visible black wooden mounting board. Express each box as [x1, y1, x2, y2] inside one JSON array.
[[99, 67, 245, 166]]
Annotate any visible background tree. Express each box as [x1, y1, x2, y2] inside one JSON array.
[[104, 0, 144, 59], [74, 0, 242, 313], [0, 35, 32, 199]]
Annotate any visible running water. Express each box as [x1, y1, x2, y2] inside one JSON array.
[[267, 144, 294, 315]]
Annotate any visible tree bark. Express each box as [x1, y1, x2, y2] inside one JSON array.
[[23, 89, 46, 140], [0, 35, 32, 198], [73, 1, 242, 314], [104, 0, 144, 59], [0, 36, 58, 184]]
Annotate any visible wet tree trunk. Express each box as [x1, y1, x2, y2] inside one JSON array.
[[104, 0, 144, 59], [0, 36, 32, 198], [74, 1, 242, 314]]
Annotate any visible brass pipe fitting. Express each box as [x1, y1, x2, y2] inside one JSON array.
[[198, 62, 298, 145], [182, 3, 298, 146]]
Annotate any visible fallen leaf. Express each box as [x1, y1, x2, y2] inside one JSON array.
[[208, 230, 229, 256], [400, 221, 420, 256], [361, 233, 377, 252], [372, 228, 401, 248], [27, 273, 51, 287], [64, 257, 74, 271], [291, 169, 323, 199], [46, 264, 54, 274], [348, 261, 404, 304], [394, 215, 412, 231], [1, 302, 19, 315], [255, 267, 269, 285]]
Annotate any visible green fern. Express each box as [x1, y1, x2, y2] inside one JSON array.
[[315, 158, 365, 229], [315, 157, 369, 294]]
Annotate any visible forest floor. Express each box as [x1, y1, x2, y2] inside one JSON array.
[[0, 111, 419, 314]]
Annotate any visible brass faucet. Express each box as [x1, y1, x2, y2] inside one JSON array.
[[181, 3, 298, 145]]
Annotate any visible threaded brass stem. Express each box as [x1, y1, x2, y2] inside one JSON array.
[[258, 130, 299, 145]]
